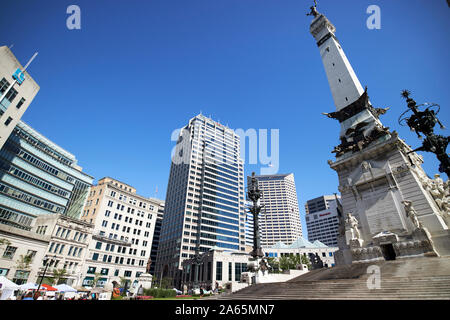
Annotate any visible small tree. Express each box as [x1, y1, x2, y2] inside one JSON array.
[[279, 256, 291, 271], [52, 268, 68, 285], [91, 272, 102, 288], [289, 254, 302, 269], [160, 277, 172, 289], [16, 254, 33, 270], [0, 238, 11, 246], [0, 239, 11, 256], [267, 257, 280, 273], [301, 255, 311, 270]]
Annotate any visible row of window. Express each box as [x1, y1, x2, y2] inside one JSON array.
[[0, 182, 65, 213], [0, 161, 70, 198], [48, 242, 84, 258], [55, 226, 88, 243]]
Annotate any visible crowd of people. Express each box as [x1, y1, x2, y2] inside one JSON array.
[[6, 290, 102, 300]]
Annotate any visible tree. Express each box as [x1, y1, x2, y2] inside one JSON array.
[[119, 276, 128, 288], [91, 272, 102, 288], [0, 238, 11, 256], [16, 253, 33, 270], [267, 257, 280, 273], [279, 256, 292, 271], [279, 254, 306, 271], [301, 255, 311, 270], [0, 238, 11, 246], [160, 277, 172, 289], [52, 268, 68, 285]]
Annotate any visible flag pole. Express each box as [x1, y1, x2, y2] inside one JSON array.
[[0, 52, 38, 105]]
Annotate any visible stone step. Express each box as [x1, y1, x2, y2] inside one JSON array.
[[217, 296, 450, 300], [237, 289, 450, 294], [244, 282, 450, 290], [222, 257, 450, 300]]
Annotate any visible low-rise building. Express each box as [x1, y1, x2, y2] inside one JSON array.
[[33, 213, 94, 286], [0, 222, 49, 285], [263, 237, 338, 268], [180, 237, 338, 292], [181, 248, 249, 292]]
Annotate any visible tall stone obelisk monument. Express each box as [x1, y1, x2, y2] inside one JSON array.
[[307, 3, 450, 264]]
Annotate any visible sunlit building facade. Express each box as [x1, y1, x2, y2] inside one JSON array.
[[155, 114, 246, 287], [0, 120, 93, 230], [249, 173, 303, 247]]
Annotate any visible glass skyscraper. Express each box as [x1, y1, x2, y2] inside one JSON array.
[[155, 114, 245, 286], [0, 120, 93, 230]]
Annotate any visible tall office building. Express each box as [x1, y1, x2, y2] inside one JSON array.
[[305, 195, 341, 247], [305, 195, 339, 215], [149, 199, 164, 276], [0, 46, 40, 150], [0, 120, 93, 230], [155, 114, 245, 286], [244, 201, 254, 251], [249, 173, 302, 247], [80, 177, 160, 289]]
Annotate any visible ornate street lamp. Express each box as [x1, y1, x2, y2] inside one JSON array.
[[34, 254, 56, 300], [399, 90, 449, 177], [247, 172, 264, 259], [247, 172, 269, 280]]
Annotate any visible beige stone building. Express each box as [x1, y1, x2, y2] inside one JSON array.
[[33, 213, 94, 286], [80, 177, 161, 291], [0, 223, 49, 285]]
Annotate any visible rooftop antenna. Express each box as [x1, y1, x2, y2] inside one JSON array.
[[8, 44, 14, 49]]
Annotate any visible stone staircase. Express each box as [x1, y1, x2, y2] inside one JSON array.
[[209, 257, 450, 300]]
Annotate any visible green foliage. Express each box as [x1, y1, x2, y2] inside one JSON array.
[[16, 254, 33, 270], [279, 256, 291, 271], [42, 276, 55, 286], [143, 288, 177, 298], [152, 277, 172, 289], [52, 268, 68, 285], [279, 254, 307, 271], [301, 255, 312, 270], [0, 238, 11, 247], [267, 257, 280, 273]]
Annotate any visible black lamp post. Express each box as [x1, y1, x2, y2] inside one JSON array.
[[247, 172, 264, 259], [35, 254, 56, 300], [399, 90, 449, 177]]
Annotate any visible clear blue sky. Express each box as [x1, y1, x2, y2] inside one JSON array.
[[1, 0, 449, 238]]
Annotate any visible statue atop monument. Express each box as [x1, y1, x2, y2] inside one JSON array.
[[306, 0, 319, 17]]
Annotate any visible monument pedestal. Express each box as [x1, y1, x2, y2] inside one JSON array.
[[135, 273, 153, 290], [330, 134, 449, 264]]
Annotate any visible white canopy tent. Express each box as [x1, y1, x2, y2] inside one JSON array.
[[54, 284, 78, 299], [19, 283, 38, 291], [0, 276, 19, 300], [54, 284, 77, 292]]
